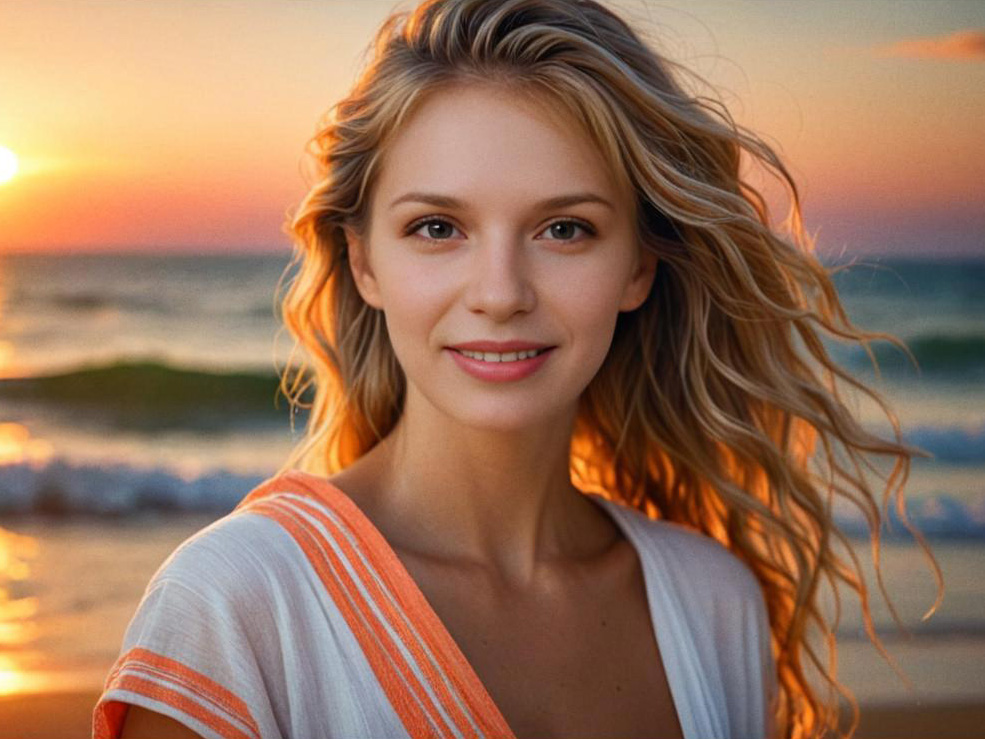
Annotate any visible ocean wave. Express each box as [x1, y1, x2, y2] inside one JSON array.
[[0, 459, 268, 517], [907, 424, 985, 464], [836, 621, 985, 642], [834, 492, 985, 541], [2, 458, 984, 540], [847, 333, 985, 379], [13, 290, 276, 319], [0, 359, 310, 431], [829, 258, 985, 302], [8, 289, 173, 315]]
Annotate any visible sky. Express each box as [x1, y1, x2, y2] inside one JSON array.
[[0, 0, 983, 258]]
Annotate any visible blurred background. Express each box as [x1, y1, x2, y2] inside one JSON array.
[[0, 1, 982, 736]]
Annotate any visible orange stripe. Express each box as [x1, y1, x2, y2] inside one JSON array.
[[98, 646, 260, 738], [102, 644, 261, 737], [284, 495, 483, 730], [239, 471, 515, 739], [236, 473, 300, 511], [237, 471, 517, 738], [270, 492, 482, 739], [95, 674, 256, 739], [124, 647, 260, 736], [277, 473, 513, 738], [250, 498, 450, 737]]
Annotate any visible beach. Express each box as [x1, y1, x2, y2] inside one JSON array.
[[0, 254, 982, 737], [2, 691, 984, 738], [2, 508, 984, 738]]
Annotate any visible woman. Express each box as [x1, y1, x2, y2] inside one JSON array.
[[93, 1, 940, 738]]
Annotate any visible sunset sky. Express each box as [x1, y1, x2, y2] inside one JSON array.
[[0, 0, 982, 257]]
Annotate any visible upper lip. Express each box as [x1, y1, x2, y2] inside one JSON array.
[[448, 340, 554, 352]]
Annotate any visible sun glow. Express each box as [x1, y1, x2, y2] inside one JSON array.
[[0, 147, 19, 185]]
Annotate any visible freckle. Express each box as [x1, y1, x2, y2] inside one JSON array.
[[601, 618, 607, 627], [615, 684, 622, 693]]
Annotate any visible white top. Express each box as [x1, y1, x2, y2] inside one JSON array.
[[93, 470, 777, 739]]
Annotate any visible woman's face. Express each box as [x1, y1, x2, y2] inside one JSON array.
[[345, 83, 657, 432]]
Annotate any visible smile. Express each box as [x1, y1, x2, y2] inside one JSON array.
[[446, 346, 555, 382], [452, 347, 550, 363]]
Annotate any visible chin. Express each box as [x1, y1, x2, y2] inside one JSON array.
[[442, 398, 573, 434]]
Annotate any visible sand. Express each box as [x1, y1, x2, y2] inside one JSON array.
[[0, 691, 101, 739], [1, 692, 984, 738]]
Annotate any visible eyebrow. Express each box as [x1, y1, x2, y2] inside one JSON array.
[[388, 191, 615, 211]]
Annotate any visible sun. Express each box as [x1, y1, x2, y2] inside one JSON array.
[[0, 146, 19, 185]]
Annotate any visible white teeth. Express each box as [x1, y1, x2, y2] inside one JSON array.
[[457, 348, 547, 362]]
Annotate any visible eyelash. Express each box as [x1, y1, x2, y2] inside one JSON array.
[[404, 216, 597, 245]]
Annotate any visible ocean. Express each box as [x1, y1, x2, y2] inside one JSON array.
[[0, 251, 982, 704]]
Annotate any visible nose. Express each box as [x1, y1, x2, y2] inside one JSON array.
[[462, 232, 536, 320]]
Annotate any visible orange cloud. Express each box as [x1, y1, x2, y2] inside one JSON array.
[[874, 28, 985, 61]]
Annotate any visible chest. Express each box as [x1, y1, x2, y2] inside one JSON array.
[[398, 544, 685, 739]]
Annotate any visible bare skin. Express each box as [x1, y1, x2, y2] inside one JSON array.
[[339, 83, 658, 590], [119, 83, 670, 738], [326, 447, 685, 739], [404, 545, 685, 739], [118, 705, 204, 739], [332, 83, 675, 737]]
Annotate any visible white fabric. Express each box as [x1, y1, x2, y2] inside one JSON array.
[[92, 473, 777, 739]]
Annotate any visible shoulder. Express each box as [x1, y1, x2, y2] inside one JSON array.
[[96, 515, 285, 739], [146, 470, 383, 622], [149, 506, 294, 603], [95, 474, 347, 739], [155, 471, 337, 590]]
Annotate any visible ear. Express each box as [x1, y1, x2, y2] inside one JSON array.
[[618, 245, 659, 312], [343, 225, 384, 310]]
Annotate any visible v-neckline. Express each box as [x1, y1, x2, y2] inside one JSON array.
[[283, 469, 690, 739]]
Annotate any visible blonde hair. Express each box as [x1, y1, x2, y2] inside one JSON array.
[[274, 1, 942, 736]]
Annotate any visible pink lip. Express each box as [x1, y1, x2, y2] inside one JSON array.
[[448, 340, 553, 352], [446, 346, 554, 383]]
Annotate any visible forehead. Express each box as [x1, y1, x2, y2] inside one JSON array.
[[373, 84, 629, 210]]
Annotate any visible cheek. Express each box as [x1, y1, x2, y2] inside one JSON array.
[[549, 263, 629, 369], [573, 291, 624, 362], [374, 254, 452, 359]]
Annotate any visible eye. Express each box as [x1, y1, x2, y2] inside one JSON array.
[[404, 216, 597, 245], [405, 217, 463, 243], [539, 218, 596, 242]]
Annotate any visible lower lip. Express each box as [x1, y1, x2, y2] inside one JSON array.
[[446, 348, 555, 382]]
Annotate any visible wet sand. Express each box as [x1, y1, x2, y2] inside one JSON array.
[[2, 691, 984, 738]]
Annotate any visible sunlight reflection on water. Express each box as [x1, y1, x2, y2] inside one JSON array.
[[0, 524, 40, 696]]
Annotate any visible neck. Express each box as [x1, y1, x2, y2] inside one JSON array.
[[355, 386, 613, 587]]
